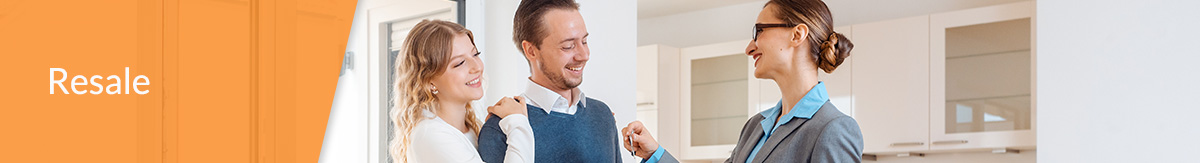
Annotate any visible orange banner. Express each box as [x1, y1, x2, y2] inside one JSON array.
[[0, 0, 357, 162]]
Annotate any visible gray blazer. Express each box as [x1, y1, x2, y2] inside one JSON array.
[[655, 101, 863, 163]]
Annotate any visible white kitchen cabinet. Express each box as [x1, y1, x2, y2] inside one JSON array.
[[849, 1, 1036, 156], [636, 45, 683, 148], [636, 46, 661, 141], [636, 44, 690, 161], [677, 39, 757, 160], [852, 15, 932, 154], [929, 1, 1036, 151]]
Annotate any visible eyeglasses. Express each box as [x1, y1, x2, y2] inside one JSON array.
[[753, 23, 798, 41]]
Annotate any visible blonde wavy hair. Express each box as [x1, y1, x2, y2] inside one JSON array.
[[390, 19, 482, 163]]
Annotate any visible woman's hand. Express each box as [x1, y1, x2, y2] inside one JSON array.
[[622, 121, 659, 158], [488, 96, 528, 118]]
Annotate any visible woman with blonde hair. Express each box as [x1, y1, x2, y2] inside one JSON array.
[[391, 19, 534, 163]]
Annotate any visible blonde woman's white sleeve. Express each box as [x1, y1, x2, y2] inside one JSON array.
[[498, 114, 536, 163], [407, 124, 484, 163]]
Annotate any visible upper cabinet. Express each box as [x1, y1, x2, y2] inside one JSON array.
[[636, 44, 688, 161], [853, 1, 1035, 155], [636, 45, 662, 142], [852, 15, 932, 154], [929, 1, 1036, 151], [677, 40, 757, 160]]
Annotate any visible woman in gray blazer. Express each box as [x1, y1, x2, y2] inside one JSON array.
[[621, 0, 862, 162]]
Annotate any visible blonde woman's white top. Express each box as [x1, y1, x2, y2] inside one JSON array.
[[406, 110, 535, 163]]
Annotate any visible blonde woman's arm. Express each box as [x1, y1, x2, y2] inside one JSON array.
[[489, 96, 536, 163], [498, 114, 535, 163]]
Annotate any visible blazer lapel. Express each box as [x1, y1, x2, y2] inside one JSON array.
[[751, 117, 810, 163], [733, 121, 765, 162]]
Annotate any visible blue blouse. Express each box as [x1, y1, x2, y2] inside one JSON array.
[[642, 82, 829, 163]]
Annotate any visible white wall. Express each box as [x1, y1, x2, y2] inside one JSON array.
[[480, 0, 640, 162], [320, 0, 387, 162], [478, 0, 523, 119], [1037, 0, 1200, 162]]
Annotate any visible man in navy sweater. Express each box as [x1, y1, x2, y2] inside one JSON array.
[[477, 0, 622, 162]]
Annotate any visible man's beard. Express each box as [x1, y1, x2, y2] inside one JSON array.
[[538, 62, 582, 90]]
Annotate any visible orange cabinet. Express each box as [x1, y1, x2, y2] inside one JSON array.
[[0, 0, 354, 162]]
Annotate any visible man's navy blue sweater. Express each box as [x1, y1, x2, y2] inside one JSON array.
[[477, 97, 622, 163]]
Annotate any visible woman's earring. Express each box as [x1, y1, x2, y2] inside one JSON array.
[[431, 86, 439, 95]]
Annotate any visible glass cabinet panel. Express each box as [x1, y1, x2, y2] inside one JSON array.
[[690, 54, 748, 146], [944, 18, 1032, 134]]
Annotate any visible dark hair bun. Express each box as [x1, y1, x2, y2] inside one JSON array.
[[817, 32, 853, 73]]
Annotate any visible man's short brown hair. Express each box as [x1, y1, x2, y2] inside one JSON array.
[[512, 0, 580, 54]]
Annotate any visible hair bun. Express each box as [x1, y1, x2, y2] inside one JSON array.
[[817, 32, 853, 73], [820, 32, 839, 58]]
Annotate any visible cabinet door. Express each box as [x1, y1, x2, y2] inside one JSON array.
[[679, 40, 752, 160], [929, 1, 1035, 151], [636, 45, 662, 139], [174, 0, 252, 162], [852, 15, 931, 154], [647, 45, 687, 155]]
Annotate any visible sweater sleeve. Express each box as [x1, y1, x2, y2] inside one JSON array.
[[498, 114, 536, 163], [613, 125, 623, 163], [477, 114, 509, 163]]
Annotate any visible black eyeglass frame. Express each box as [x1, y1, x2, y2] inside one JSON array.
[[753, 23, 799, 41]]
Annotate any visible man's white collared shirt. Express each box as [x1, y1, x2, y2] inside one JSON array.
[[521, 80, 585, 115]]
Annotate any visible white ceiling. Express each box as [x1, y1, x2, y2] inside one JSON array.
[[638, 0, 1029, 26]]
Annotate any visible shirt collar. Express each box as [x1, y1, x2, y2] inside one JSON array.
[[759, 82, 829, 133], [521, 79, 585, 114]]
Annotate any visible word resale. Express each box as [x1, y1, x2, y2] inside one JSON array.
[[50, 67, 150, 95]]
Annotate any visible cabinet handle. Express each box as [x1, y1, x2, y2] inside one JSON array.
[[932, 140, 969, 145], [889, 142, 925, 146]]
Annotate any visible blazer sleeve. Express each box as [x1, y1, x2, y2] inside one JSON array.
[[477, 114, 509, 163], [810, 116, 865, 163], [650, 150, 680, 163]]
